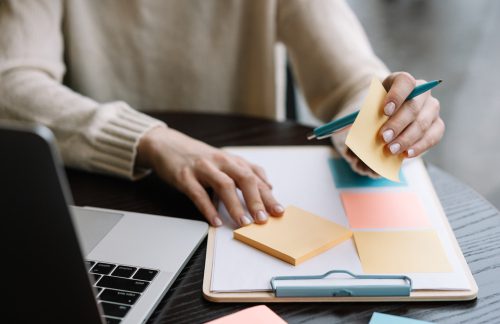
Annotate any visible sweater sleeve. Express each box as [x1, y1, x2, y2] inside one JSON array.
[[0, 0, 165, 180], [277, 0, 390, 122]]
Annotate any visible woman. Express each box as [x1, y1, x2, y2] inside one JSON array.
[[0, 0, 444, 227]]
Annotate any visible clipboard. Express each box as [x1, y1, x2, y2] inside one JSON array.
[[202, 146, 478, 302]]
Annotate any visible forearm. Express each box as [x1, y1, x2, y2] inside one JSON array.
[[0, 69, 164, 179]]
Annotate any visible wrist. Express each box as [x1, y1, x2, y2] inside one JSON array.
[[136, 125, 167, 169]]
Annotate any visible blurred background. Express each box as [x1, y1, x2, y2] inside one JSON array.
[[293, 0, 500, 209]]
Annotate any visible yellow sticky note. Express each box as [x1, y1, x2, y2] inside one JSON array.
[[234, 206, 352, 266], [346, 78, 404, 182], [353, 230, 452, 273]]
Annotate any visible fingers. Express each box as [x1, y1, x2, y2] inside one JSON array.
[[177, 168, 222, 227], [406, 117, 445, 157], [386, 96, 440, 155], [221, 161, 268, 224], [259, 184, 285, 217], [196, 160, 251, 227], [380, 89, 429, 148], [382, 72, 416, 116], [221, 158, 284, 223]]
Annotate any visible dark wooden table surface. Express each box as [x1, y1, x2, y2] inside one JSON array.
[[66, 112, 500, 324]]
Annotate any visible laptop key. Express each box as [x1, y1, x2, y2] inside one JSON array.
[[91, 262, 116, 275], [100, 289, 140, 305], [92, 273, 102, 283], [111, 266, 137, 278], [102, 317, 121, 324], [97, 276, 150, 293], [85, 261, 96, 270], [133, 268, 158, 281], [100, 301, 130, 318]]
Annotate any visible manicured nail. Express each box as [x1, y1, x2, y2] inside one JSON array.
[[256, 210, 267, 222], [407, 148, 415, 157], [389, 143, 401, 154], [274, 205, 284, 214], [213, 217, 223, 227], [240, 215, 252, 226], [384, 102, 396, 116], [382, 129, 394, 143]]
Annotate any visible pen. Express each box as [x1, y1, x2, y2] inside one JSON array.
[[307, 79, 442, 140]]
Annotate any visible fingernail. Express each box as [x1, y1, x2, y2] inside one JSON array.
[[407, 148, 415, 157], [240, 215, 252, 226], [384, 102, 396, 116], [382, 129, 394, 143], [213, 217, 223, 227], [274, 205, 284, 214], [256, 210, 267, 222], [389, 143, 401, 154]]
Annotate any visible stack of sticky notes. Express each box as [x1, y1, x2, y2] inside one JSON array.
[[234, 205, 352, 266], [329, 158, 452, 274]]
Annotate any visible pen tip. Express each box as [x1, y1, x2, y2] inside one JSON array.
[[438, 80, 443, 83]]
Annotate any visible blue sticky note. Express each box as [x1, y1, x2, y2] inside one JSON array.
[[328, 158, 407, 188], [369, 312, 433, 324]]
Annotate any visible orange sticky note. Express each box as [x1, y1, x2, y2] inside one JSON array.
[[233, 205, 352, 266], [340, 192, 430, 229], [345, 78, 404, 182], [353, 230, 452, 273], [205, 305, 287, 324]]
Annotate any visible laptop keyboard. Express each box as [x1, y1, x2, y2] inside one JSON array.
[[85, 260, 159, 323]]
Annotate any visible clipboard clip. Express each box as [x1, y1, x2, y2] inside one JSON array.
[[270, 270, 412, 298]]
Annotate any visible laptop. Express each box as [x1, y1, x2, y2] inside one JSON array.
[[2, 121, 208, 324]]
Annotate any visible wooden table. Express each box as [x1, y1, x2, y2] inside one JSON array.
[[66, 112, 500, 324]]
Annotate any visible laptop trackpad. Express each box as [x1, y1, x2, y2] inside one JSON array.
[[70, 207, 123, 255]]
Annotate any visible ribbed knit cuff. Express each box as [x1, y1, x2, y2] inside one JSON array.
[[88, 102, 165, 180]]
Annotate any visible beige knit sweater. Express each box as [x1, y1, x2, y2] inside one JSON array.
[[0, 0, 389, 179]]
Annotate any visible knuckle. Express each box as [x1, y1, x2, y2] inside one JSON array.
[[406, 99, 421, 116], [416, 117, 431, 132], [176, 167, 192, 185], [436, 119, 446, 139], [397, 136, 411, 150], [194, 157, 211, 170], [388, 118, 405, 133], [211, 151, 230, 164], [237, 170, 256, 184], [218, 177, 235, 191], [430, 97, 440, 113], [398, 72, 417, 86], [189, 187, 206, 201]]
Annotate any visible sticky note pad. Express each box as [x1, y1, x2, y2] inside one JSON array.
[[353, 230, 452, 273], [233, 205, 352, 266], [205, 305, 286, 324], [370, 312, 433, 324], [341, 192, 430, 229], [328, 158, 407, 188], [345, 78, 404, 182]]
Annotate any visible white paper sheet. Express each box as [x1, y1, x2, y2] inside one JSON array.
[[210, 146, 470, 292]]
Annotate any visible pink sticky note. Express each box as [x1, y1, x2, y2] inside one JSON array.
[[340, 192, 430, 229], [205, 305, 287, 324]]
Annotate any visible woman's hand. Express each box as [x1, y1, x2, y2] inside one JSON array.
[[334, 72, 445, 177], [380, 72, 445, 159], [136, 127, 284, 227]]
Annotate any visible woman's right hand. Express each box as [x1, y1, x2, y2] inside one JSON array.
[[136, 126, 284, 227]]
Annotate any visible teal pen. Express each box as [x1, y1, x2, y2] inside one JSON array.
[[307, 79, 442, 140]]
